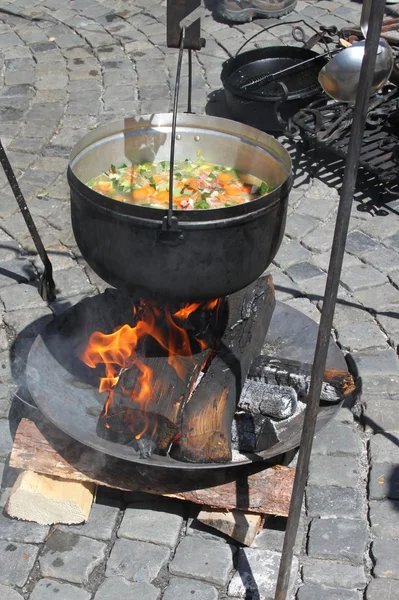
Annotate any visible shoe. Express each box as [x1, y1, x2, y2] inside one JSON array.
[[214, 0, 298, 23]]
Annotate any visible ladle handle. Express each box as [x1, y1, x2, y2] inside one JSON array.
[[360, 0, 371, 39]]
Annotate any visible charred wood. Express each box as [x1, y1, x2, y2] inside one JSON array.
[[172, 275, 276, 463], [248, 355, 355, 404], [238, 380, 297, 420], [232, 412, 280, 454]]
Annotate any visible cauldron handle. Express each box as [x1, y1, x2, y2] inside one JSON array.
[[162, 27, 186, 237], [273, 82, 299, 138], [234, 19, 334, 57]]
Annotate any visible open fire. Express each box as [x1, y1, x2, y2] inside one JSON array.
[[82, 298, 222, 458], [78, 276, 349, 464]]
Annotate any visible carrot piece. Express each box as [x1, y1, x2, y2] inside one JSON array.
[[95, 181, 113, 193], [223, 184, 244, 196], [217, 172, 235, 183], [153, 174, 166, 184], [154, 190, 169, 202], [132, 187, 150, 201]]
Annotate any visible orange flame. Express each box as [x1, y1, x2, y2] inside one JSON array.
[[82, 299, 221, 442]]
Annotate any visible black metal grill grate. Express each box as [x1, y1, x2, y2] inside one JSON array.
[[292, 84, 399, 196]]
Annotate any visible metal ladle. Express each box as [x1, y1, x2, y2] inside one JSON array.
[[318, 0, 394, 103]]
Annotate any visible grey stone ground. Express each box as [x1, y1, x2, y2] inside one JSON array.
[[0, 0, 398, 598]]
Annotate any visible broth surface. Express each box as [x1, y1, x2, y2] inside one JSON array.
[[87, 157, 273, 210]]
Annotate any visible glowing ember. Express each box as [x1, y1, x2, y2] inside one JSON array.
[[82, 299, 220, 446]]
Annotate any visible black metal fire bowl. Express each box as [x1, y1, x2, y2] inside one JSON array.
[[26, 289, 347, 471]]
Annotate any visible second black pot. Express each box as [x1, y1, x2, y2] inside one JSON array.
[[221, 46, 327, 133]]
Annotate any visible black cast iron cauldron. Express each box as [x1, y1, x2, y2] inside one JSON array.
[[221, 46, 328, 133], [68, 114, 292, 302]]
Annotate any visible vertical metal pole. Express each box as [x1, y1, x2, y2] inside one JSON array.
[[274, 1, 386, 598], [187, 48, 193, 113]]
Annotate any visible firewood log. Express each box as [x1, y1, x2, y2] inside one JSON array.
[[171, 275, 276, 463]]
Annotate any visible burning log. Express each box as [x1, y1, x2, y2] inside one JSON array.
[[172, 275, 276, 463], [94, 301, 219, 457], [99, 355, 205, 456]]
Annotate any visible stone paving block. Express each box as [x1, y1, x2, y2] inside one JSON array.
[[264, 270, 301, 302], [360, 374, 399, 397], [366, 579, 399, 600], [59, 502, 120, 541], [30, 579, 91, 600], [308, 518, 368, 563], [301, 223, 336, 253], [94, 577, 160, 600], [228, 548, 298, 599], [362, 247, 399, 275], [118, 500, 184, 549], [372, 539, 399, 578], [40, 531, 107, 584], [163, 577, 218, 600], [297, 583, 362, 600], [370, 500, 399, 538], [0, 328, 8, 353], [3, 306, 53, 338], [273, 239, 312, 269], [312, 421, 359, 456], [0, 583, 24, 599], [52, 266, 94, 299], [0, 419, 13, 459], [308, 455, 359, 488], [285, 261, 325, 284], [306, 485, 365, 518], [0, 512, 49, 543], [106, 538, 169, 583], [285, 297, 320, 322], [370, 434, 399, 465], [0, 540, 39, 587], [363, 397, 399, 432], [303, 560, 367, 589], [355, 283, 399, 312], [0, 283, 46, 312], [170, 536, 234, 586], [340, 264, 386, 293], [0, 258, 36, 288], [313, 251, 360, 274], [360, 218, 399, 242], [337, 320, 388, 351], [369, 462, 399, 500], [348, 349, 399, 378]]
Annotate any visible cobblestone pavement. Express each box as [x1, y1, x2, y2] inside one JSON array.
[[0, 0, 398, 599]]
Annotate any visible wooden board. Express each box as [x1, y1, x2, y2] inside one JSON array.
[[197, 509, 265, 546], [6, 471, 95, 525], [10, 419, 295, 516]]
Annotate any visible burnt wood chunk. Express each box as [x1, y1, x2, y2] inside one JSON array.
[[99, 353, 208, 457], [239, 380, 297, 420], [172, 275, 276, 463], [248, 356, 355, 403], [232, 412, 280, 454]]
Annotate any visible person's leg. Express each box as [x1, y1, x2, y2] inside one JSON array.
[[214, 0, 297, 23]]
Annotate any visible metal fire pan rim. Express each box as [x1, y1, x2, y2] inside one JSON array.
[[26, 297, 347, 471]]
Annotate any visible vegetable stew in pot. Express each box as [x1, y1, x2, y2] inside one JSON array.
[[87, 155, 273, 210]]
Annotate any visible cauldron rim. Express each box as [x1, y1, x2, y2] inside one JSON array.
[[68, 112, 292, 225]]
